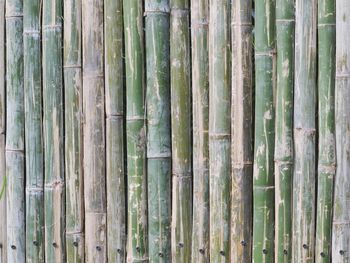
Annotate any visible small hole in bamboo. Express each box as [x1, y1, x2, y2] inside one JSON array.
[[73, 241, 78, 247], [136, 246, 140, 252], [283, 249, 288, 255], [178, 242, 184, 248], [117, 248, 122, 254], [262, 249, 268, 254], [96, 246, 101, 251], [33, 240, 39, 246], [158, 252, 164, 257], [10, 245, 16, 250], [303, 244, 308, 249], [199, 248, 205, 254], [340, 250, 345, 255], [52, 242, 58, 248], [240, 240, 247, 246], [220, 250, 225, 256], [320, 252, 325, 257]]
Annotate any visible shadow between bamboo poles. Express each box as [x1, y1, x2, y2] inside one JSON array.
[[332, 0, 350, 262], [5, 0, 25, 260], [190, 0, 210, 262], [63, 0, 85, 261], [123, 0, 149, 262], [24, 0, 45, 261], [0, 0, 6, 261]]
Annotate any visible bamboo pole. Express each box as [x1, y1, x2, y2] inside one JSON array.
[[231, 0, 253, 261], [170, 0, 192, 262], [292, 0, 317, 262], [315, 0, 336, 262], [5, 0, 25, 260], [332, 0, 350, 262], [63, 0, 84, 261], [24, 0, 44, 260], [104, 0, 126, 261], [0, 0, 6, 261], [252, 0, 276, 261], [82, 0, 106, 261], [42, 0, 65, 260], [209, 0, 231, 262], [123, 0, 148, 262], [275, 0, 294, 261], [145, 0, 172, 261], [190, 0, 209, 262]]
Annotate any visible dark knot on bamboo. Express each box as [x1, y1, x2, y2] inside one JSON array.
[[33, 240, 39, 246], [302, 244, 308, 249], [199, 248, 205, 254], [262, 249, 268, 254], [96, 246, 101, 251], [340, 250, 345, 255], [283, 249, 288, 255], [73, 241, 78, 247], [52, 242, 58, 248], [240, 240, 247, 246], [136, 246, 140, 252], [320, 252, 325, 257], [219, 250, 225, 256], [10, 245, 16, 250], [117, 248, 122, 254], [178, 242, 184, 248], [158, 252, 164, 257]]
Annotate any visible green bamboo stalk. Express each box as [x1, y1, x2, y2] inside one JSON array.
[[231, 0, 253, 261], [145, 0, 171, 261], [315, 0, 336, 262], [123, 0, 148, 262], [63, 0, 84, 261], [253, 0, 276, 261], [104, 0, 126, 261], [275, 0, 294, 261], [42, 0, 65, 261], [170, 0, 192, 262], [5, 0, 25, 260], [24, 0, 44, 260], [190, 0, 209, 262], [332, 0, 350, 262], [292, 0, 317, 262], [82, 0, 106, 261], [0, 0, 6, 261], [209, 0, 231, 262]]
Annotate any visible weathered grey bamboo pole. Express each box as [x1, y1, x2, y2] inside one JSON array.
[[42, 0, 65, 261], [209, 0, 231, 262], [0, 0, 6, 261], [231, 0, 253, 261], [82, 0, 106, 261], [292, 0, 317, 262], [104, 0, 126, 261], [191, 0, 209, 262], [253, 0, 276, 261], [145, 0, 172, 261], [123, 0, 148, 262], [5, 0, 25, 260], [170, 0, 192, 262], [315, 0, 336, 262], [332, 0, 350, 262], [24, 0, 44, 260], [64, 0, 84, 261], [275, 0, 294, 261]]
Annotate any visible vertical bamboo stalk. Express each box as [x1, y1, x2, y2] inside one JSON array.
[[145, 0, 172, 261], [209, 0, 231, 262], [24, 0, 44, 260], [315, 0, 336, 262], [82, 0, 106, 261], [124, 0, 148, 261], [64, 0, 84, 261], [252, 0, 276, 261], [231, 0, 253, 261], [292, 0, 317, 262], [104, 0, 126, 261], [42, 0, 65, 261], [170, 0, 192, 262], [0, 0, 6, 261], [332, 0, 350, 262], [5, 0, 25, 259], [190, 0, 209, 262], [275, 0, 294, 261]]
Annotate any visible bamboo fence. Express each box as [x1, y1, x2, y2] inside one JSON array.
[[1, 0, 349, 262]]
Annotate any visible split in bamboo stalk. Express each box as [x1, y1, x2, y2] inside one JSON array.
[[145, 0, 172, 261], [5, 0, 25, 260], [275, 0, 294, 261], [332, 0, 350, 262], [209, 0, 231, 261], [104, 0, 126, 261], [24, 0, 44, 260], [253, 0, 276, 261], [82, 0, 106, 261], [170, 0, 192, 262], [315, 0, 336, 262], [231, 0, 253, 261], [42, 0, 65, 260], [190, 0, 209, 262], [124, 0, 148, 261], [292, 0, 317, 261], [64, 0, 84, 261], [0, 0, 6, 261]]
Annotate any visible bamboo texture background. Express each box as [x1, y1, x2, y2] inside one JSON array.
[[0, 0, 348, 262]]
